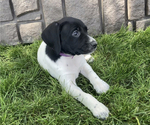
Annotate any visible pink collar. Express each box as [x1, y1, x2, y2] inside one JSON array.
[[60, 53, 74, 58]]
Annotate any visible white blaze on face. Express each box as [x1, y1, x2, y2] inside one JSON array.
[[88, 35, 97, 43]]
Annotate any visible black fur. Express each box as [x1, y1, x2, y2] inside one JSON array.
[[41, 17, 97, 61], [46, 45, 61, 62], [41, 22, 61, 55]]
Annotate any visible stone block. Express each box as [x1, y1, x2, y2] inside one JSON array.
[[12, 0, 38, 16], [136, 19, 150, 31], [0, 0, 13, 21], [65, 0, 101, 36], [103, 0, 125, 33], [148, 0, 150, 15], [42, 0, 63, 26], [0, 23, 19, 45], [20, 22, 42, 43], [128, 0, 145, 20], [17, 12, 41, 22]]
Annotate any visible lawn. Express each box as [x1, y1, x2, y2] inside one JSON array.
[[0, 27, 150, 124]]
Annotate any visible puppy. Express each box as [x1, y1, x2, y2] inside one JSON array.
[[37, 17, 110, 119]]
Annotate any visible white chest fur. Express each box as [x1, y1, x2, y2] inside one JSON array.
[[37, 42, 86, 79], [56, 55, 86, 78]]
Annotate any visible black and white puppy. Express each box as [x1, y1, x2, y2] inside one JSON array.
[[37, 17, 109, 119]]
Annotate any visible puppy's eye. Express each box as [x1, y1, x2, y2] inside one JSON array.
[[72, 30, 81, 37]]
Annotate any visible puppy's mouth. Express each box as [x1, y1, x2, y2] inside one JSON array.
[[77, 41, 97, 55], [84, 36, 97, 54], [61, 36, 97, 55], [89, 41, 97, 53]]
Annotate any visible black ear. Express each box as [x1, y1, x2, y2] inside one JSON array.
[[41, 22, 61, 55]]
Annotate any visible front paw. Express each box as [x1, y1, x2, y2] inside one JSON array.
[[84, 54, 94, 63], [93, 80, 109, 94], [85, 94, 109, 119], [91, 102, 109, 119]]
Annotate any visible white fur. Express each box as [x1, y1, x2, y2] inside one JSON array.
[[88, 35, 96, 43], [37, 41, 110, 119], [84, 54, 94, 62]]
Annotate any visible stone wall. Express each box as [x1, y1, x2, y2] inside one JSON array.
[[0, 0, 150, 45]]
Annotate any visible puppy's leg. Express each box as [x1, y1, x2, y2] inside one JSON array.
[[59, 76, 109, 119], [84, 54, 94, 63], [80, 63, 109, 94]]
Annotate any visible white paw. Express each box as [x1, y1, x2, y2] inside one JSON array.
[[91, 102, 109, 119], [84, 54, 94, 63], [84, 94, 109, 120], [93, 80, 109, 94]]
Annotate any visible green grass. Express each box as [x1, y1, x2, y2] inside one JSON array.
[[0, 27, 150, 124]]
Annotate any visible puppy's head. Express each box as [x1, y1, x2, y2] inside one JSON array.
[[41, 17, 97, 55]]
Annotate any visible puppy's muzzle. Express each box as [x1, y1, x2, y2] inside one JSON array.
[[91, 41, 97, 49], [88, 35, 97, 49]]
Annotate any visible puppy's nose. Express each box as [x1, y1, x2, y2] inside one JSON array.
[[93, 43, 97, 48], [91, 42, 97, 48]]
